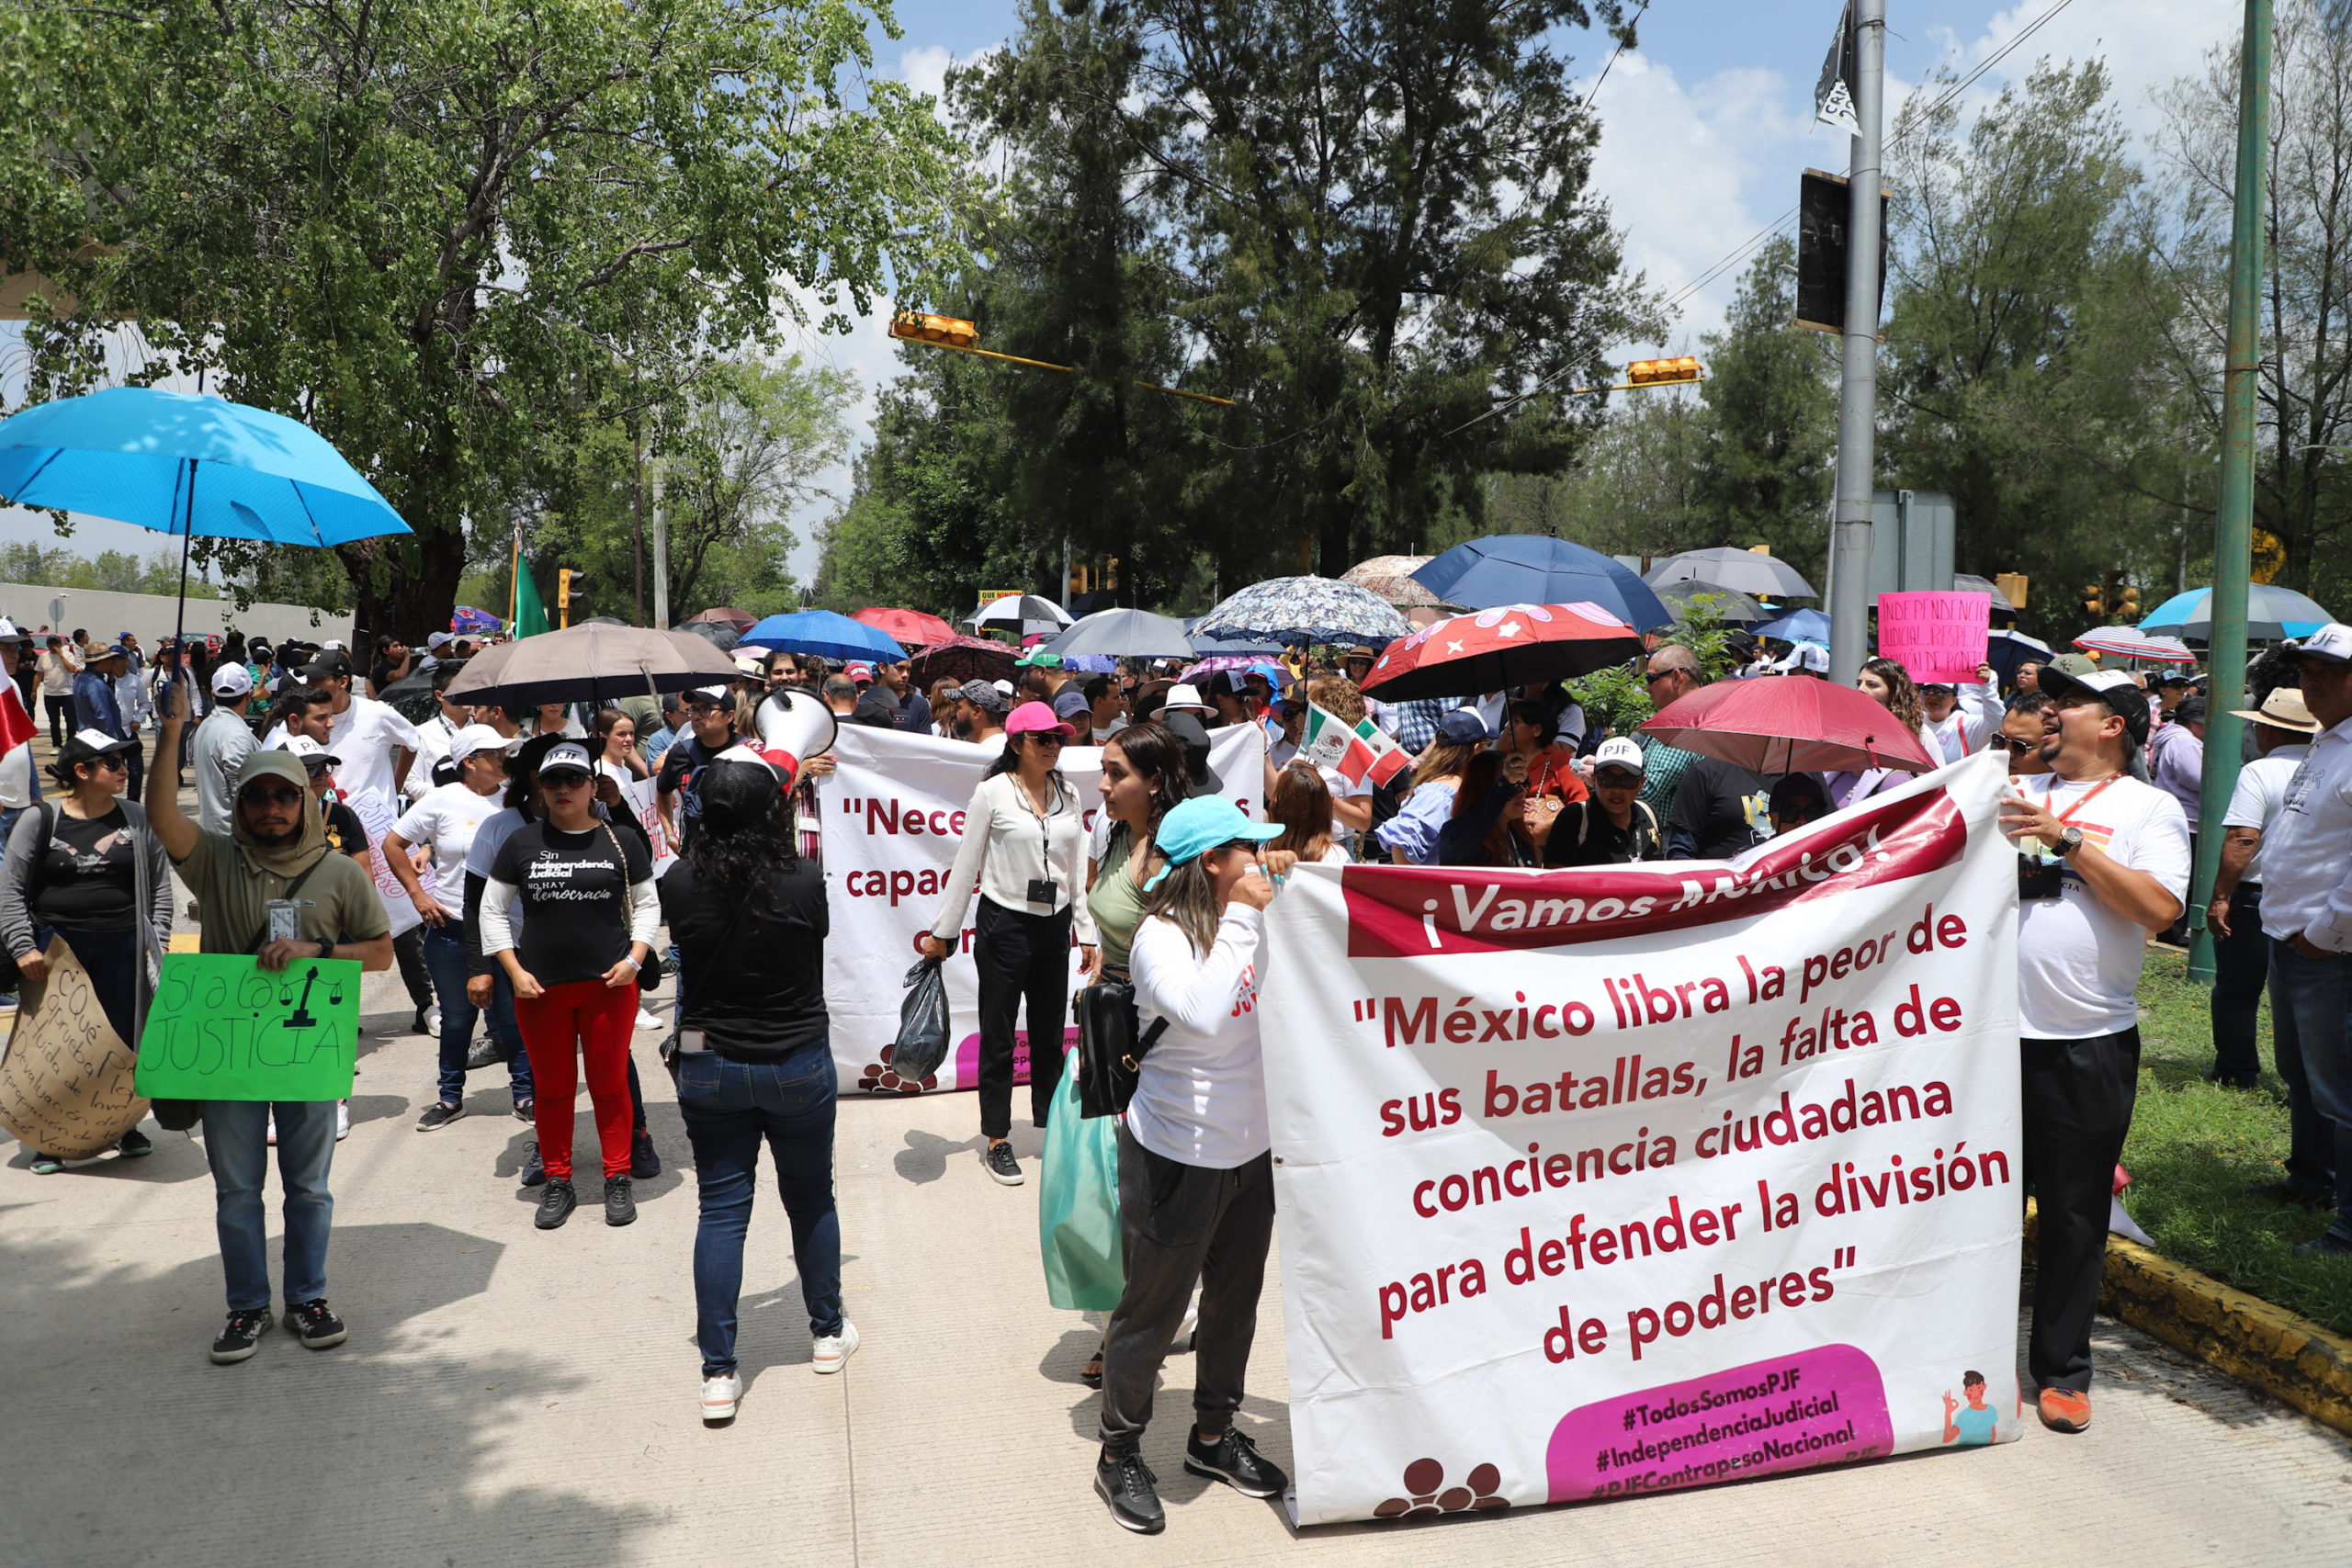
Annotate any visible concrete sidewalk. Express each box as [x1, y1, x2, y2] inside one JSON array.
[[4, 970, 2347, 1568]]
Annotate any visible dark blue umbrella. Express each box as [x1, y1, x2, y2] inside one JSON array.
[[740, 609, 907, 663], [1411, 536, 1671, 631]]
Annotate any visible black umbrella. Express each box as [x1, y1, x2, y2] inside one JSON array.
[[377, 664, 451, 724], [675, 619, 741, 653]]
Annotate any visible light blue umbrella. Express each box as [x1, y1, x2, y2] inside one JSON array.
[[739, 609, 907, 663], [2140, 584, 2333, 642], [0, 386, 411, 652], [1753, 607, 1832, 644]]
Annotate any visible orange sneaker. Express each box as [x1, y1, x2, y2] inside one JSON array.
[[2037, 1387, 2090, 1433]]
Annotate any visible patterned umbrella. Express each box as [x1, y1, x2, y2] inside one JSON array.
[[1340, 554, 1457, 609], [2073, 626, 2198, 665], [1193, 575, 1411, 647], [1359, 603, 1643, 702], [910, 634, 1017, 688], [1179, 655, 1290, 686]]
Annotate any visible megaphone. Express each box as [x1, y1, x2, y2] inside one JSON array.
[[752, 688, 837, 791]]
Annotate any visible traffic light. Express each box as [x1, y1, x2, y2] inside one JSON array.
[[1995, 571, 2029, 611], [1626, 355, 1703, 386], [2104, 570, 2136, 624], [888, 310, 978, 349], [2083, 580, 2106, 619], [558, 568, 588, 628]]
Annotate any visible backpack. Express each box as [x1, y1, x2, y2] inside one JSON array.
[[1573, 798, 1661, 861]]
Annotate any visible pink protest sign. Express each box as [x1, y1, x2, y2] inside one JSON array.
[[1876, 592, 1990, 685]]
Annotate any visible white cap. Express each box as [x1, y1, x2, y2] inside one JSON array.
[[538, 741, 594, 777], [284, 735, 341, 768], [446, 723, 509, 765], [2293, 623, 2352, 664], [209, 662, 254, 697], [991, 679, 1015, 697], [1591, 736, 1646, 775], [424, 631, 455, 650]]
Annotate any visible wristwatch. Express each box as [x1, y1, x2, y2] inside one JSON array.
[[315, 938, 334, 960], [2053, 826, 2085, 858]]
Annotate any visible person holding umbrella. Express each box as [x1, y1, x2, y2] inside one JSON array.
[[73, 641, 142, 803], [923, 701, 1099, 1187]]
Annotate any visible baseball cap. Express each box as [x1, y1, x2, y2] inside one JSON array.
[[537, 741, 594, 779], [2229, 687, 2321, 734], [2037, 665, 2151, 746], [283, 734, 342, 769], [1051, 687, 1091, 722], [1591, 736, 1646, 776], [2290, 623, 2352, 664], [424, 631, 455, 651], [209, 662, 254, 697], [1159, 711, 1224, 793], [1005, 700, 1076, 739], [1435, 708, 1494, 745], [686, 684, 733, 705], [303, 648, 356, 682], [958, 680, 1010, 713], [845, 661, 877, 683], [731, 650, 769, 679], [1013, 650, 1064, 670], [1141, 796, 1281, 892], [446, 723, 509, 765]]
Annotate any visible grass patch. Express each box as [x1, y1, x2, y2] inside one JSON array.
[[2124, 946, 2352, 1337]]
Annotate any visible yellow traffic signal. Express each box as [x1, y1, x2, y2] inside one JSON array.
[[889, 310, 978, 349], [558, 568, 579, 608], [1626, 355, 1703, 386], [1995, 571, 2029, 611], [2115, 583, 2140, 620], [2083, 581, 2105, 618]]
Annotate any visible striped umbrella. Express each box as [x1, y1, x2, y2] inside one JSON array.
[[2072, 626, 2198, 664]]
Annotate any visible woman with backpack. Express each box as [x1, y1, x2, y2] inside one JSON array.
[[0, 730, 172, 1171]]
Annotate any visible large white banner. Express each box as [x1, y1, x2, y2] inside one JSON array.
[[1259, 753, 2021, 1525], [818, 722, 1266, 1094]]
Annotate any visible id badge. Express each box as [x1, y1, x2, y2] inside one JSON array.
[[1026, 877, 1058, 906], [266, 899, 303, 944]]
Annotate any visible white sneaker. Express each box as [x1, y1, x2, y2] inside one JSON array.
[[423, 1005, 442, 1036], [700, 1372, 742, 1423], [335, 1100, 352, 1141], [634, 1007, 663, 1032], [812, 1320, 860, 1375]]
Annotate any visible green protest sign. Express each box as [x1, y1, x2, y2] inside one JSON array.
[[133, 954, 363, 1102]]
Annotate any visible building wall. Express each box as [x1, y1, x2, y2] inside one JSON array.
[[0, 581, 357, 652]]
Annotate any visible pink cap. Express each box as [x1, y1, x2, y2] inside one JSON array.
[[845, 661, 876, 682], [1005, 700, 1076, 738]]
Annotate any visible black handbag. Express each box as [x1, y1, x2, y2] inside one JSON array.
[[1073, 965, 1169, 1120], [598, 822, 664, 991]]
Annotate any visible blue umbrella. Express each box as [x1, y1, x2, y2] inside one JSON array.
[[1411, 536, 1672, 631], [739, 610, 907, 663], [0, 386, 411, 653], [1752, 607, 1832, 644], [2140, 584, 2333, 642]]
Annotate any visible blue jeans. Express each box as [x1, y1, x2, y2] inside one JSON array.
[[421, 925, 532, 1107], [2266, 940, 2352, 1238], [676, 1044, 842, 1377], [202, 1099, 336, 1311]]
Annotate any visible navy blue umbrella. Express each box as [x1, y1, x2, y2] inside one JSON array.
[[1411, 536, 1672, 631]]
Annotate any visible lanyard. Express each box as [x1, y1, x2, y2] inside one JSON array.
[[2049, 775, 2121, 826]]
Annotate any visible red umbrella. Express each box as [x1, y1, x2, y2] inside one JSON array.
[[1639, 679, 1938, 774], [855, 606, 956, 649], [1358, 602, 1644, 701]]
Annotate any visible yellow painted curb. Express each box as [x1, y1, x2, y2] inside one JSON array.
[[2027, 1201, 2352, 1436]]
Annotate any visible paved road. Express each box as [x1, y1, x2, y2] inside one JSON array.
[[2, 761, 2346, 1565]]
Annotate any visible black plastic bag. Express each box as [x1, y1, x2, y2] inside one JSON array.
[[892, 957, 951, 1081]]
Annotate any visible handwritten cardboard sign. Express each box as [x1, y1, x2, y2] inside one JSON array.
[[133, 953, 361, 1102], [624, 777, 677, 878], [1877, 592, 1991, 685], [0, 937, 146, 1158]]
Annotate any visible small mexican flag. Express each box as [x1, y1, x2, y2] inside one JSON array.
[[1300, 703, 1411, 787]]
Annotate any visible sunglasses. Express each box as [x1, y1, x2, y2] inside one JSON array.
[[239, 785, 306, 809], [1643, 670, 1675, 686], [2002, 737, 2040, 756], [84, 755, 129, 773], [1025, 732, 1067, 748], [540, 771, 592, 789]]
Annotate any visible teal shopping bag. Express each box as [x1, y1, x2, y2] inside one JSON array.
[[1039, 1064, 1125, 1310]]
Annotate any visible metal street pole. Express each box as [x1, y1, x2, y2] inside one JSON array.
[[2187, 0, 2273, 986], [1826, 0, 1885, 687], [650, 463, 671, 631]]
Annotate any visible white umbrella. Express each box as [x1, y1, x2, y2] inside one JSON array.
[[968, 594, 1074, 636]]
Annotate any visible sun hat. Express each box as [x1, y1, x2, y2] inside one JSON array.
[[1006, 700, 1076, 739], [537, 740, 595, 779], [210, 662, 255, 697], [283, 734, 343, 770], [1141, 796, 1282, 891], [2229, 687, 2321, 735], [1591, 736, 1646, 777], [1159, 682, 1215, 715], [446, 723, 510, 765]]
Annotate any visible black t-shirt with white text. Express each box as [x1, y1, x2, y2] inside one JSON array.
[[488, 819, 651, 985]]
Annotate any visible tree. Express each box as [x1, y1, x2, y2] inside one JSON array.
[[1, 0, 963, 634]]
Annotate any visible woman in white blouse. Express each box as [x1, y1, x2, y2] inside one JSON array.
[[922, 701, 1099, 1187]]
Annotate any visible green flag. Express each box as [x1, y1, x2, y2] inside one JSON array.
[[512, 555, 549, 638]]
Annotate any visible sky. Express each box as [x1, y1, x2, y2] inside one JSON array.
[[2, 0, 2249, 597]]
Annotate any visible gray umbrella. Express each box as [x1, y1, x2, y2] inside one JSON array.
[[1044, 607, 1196, 660], [446, 623, 738, 710], [1952, 573, 2015, 613], [1653, 578, 1770, 625], [1644, 547, 1818, 599]]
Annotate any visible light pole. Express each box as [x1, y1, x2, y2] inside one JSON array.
[[1826, 0, 1886, 687]]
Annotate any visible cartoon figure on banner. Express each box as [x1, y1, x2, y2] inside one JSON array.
[[1373, 1458, 1509, 1518], [1940, 1371, 1997, 1446]]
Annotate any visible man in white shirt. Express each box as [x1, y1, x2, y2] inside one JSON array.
[[300, 649, 421, 807], [403, 665, 474, 803], [190, 662, 260, 836], [2249, 626, 2352, 1260], [2001, 664, 2190, 1435], [2205, 688, 2318, 1098]]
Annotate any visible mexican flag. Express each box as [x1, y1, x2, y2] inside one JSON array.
[[1300, 703, 1411, 787]]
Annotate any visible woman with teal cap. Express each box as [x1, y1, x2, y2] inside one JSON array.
[[1091, 795, 1288, 1535]]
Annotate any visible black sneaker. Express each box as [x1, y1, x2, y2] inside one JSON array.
[[2249, 1178, 2334, 1208], [410, 1009, 431, 1036], [465, 1037, 503, 1070], [512, 1098, 534, 1124], [414, 1100, 464, 1132], [605, 1175, 638, 1226], [1184, 1426, 1288, 1499], [210, 1307, 274, 1364], [629, 1131, 661, 1180], [1094, 1450, 1164, 1535], [535, 1179, 578, 1230], [283, 1297, 348, 1350], [117, 1127, 153, 1157], [519, 1142, 547, 1187], [985, 1141, 1024, 1187]]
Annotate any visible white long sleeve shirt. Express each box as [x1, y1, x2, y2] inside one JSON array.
[[1923, 683, 1996, 762], [2259, 717, 2352, 948], [927, 771, 1099, 946], [1126, 906, 1270, 1169]]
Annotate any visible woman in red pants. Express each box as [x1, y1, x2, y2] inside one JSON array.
[[479, 741, 658, 1230]]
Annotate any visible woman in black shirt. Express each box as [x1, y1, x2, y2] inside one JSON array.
[[481, 741, 658, 1231], [661, 754, 844, 1420], [0, 731, 173, 1170]]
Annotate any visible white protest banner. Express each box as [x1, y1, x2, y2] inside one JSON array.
[[1259, 753, 2020, 1525], [343, 786, 421, 940], [622, 777, 677, 879], [819, 721, 1265, 1094]]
